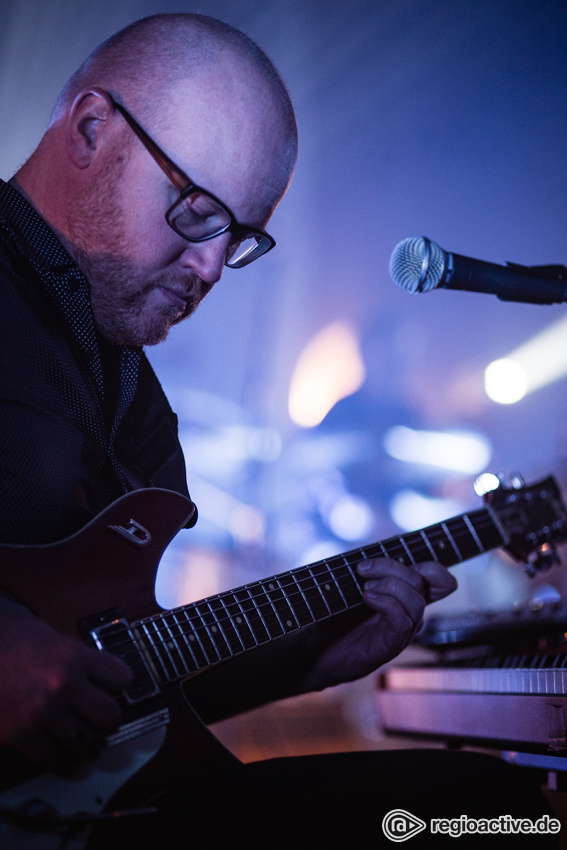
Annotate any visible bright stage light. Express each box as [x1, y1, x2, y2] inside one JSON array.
[[485, 314, 567, 405], [288, 321, 366, 427], [390, 490, 463, 531], [484, 358, 528, 404], [383, 425, 491, 474]]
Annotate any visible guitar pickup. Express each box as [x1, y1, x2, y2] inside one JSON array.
[[80, 610, 160, 704]]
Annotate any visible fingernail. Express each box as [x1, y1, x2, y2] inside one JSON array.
[[364, 580, 379, 596], [358, 560, 371, 573]]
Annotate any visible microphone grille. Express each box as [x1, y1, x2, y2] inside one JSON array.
[[389, 236, 446, 293]]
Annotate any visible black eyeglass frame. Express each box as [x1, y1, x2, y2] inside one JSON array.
[[108, 93, 276, 268]]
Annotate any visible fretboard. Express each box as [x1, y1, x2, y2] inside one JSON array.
[[131, 506, 504, 688]]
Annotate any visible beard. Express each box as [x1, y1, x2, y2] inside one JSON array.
[[83, 252, 203, 347], [65, 155, 207, 347]]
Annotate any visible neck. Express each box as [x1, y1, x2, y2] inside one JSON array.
[[11, 159, 88, 275], [8, 173, 41, 211]]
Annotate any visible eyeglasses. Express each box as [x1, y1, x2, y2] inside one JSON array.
[[109, 94, 276, 268]]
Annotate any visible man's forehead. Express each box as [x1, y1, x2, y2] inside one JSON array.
[[155, 72, 290, 218]]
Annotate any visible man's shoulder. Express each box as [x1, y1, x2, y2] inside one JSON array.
[[0, 185, 43, 303]]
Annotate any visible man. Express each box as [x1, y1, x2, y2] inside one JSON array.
[[0, 13, 557, 848]]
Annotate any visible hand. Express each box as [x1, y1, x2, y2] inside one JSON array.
[[301, 558, 457, 691], [0, 613, 133, 774]]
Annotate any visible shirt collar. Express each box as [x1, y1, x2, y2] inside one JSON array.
[[0, 179, 79, 274], [0, 179, 142, 426]]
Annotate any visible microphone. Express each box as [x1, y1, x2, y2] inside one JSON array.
[[389, 236, 567, 305]]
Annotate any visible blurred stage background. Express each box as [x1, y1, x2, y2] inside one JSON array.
[[2, 0, 567, 758]]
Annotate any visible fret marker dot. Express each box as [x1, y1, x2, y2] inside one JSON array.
[[286, 620, 293, 628], [211, 626, 218, 633], [324, 584, 331, 591], [236, 616, 243, 624], [268, 583, 275, 590], [189, 634, 195, 641]]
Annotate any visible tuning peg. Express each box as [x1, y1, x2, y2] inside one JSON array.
[[474, 471, 527, 496], [474, 472, 501, 496], [524, 543, 561, 577], [510, 473, 525, 490]]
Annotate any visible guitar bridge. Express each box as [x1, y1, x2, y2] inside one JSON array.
[[107, 707, 170, 747]]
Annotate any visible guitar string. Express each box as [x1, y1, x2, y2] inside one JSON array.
[[120, 512, 498, 664], [111, 511, 502, 682]]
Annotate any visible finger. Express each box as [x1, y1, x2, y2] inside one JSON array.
[[44, 717, 105, 764], [85, 646, 133, 693], [358, 560, 428, 616], [415, 561, 458, 601], [357, 558, 427, 590], [359, 594, 425, 649], [70, 681, 124, 734], [362, 575, 427, 628], [358, 558, 457, 604], [39, 693, 116, 763]]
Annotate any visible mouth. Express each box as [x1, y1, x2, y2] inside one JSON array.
[[157, 283, 204, 321], [158, 285, 190, 309]]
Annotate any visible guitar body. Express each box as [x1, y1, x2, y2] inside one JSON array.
[[0, 476, 565, 848], [0, 489, 239, 848], [0, 488, 194, 630]]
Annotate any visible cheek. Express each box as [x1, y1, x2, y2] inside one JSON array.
[[119, 204, 184, 268], [114, 166, 181, 260]]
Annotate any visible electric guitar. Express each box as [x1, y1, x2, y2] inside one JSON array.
[[0, 474, 566, 849]]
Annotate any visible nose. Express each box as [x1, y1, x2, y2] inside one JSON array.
[[178, 234, 231, 285]]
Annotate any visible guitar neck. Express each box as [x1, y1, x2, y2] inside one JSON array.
[[130, 505, 505, 689]]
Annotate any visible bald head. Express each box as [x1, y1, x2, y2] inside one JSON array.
[[13, 13, 298, 346], [51, 13, 297, 189]]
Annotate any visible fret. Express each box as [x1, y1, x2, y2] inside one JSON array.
[[192, 602, 229, 662], [220, 593, 259, 650], [378, 538, 411, 564], [157, 614, 191, 679], [358, 544, 377, 560], [233, 587, 271, 644], [400, 531, 434, 564], [122, 477, 562, 691], [420, 524, 458, 567], [463, 513, 485, 553], [170, 608, 210, 671], [243, 583, 283, 639], [399, 536, 416, 564], [445, 516, 482, 561], [293, 567, 330, 619], [328, 557, 363, 607], [208, 596, 244, 656], [290, 571, 318, 623], [441, 521, 463, 560], [206, 596, 242, 659], [467, 508, 504, 551], [307, 566, 333, 617], [419, 529, 438, 561], [277, 572, 316, 627], [310, 560, 348, 614], [135, 620, 171, 682], [358, 542, 387, 562], [377, 539, 398, 560], [258, 579, 298, 634]]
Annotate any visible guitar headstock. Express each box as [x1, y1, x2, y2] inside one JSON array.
[[480, 474, 567, 576]]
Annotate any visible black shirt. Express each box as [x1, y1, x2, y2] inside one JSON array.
[[0, 180, 189, 544]]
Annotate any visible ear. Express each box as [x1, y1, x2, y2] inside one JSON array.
[[66, 88, 117, 170]]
